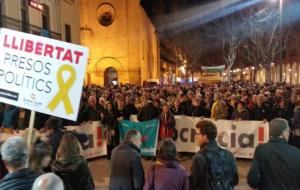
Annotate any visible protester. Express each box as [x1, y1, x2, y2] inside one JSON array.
[[103, 101, 119, 159], [52, 132, 95, 190], [143, 139, 189, 190], [32, 173, 64, 190], [109, 129, 145, 190], [290, 88, 300, 148], [29, 141, 52, 174], [247, 118, 300, 190], [0, 137, 39, 190], [211, 92, 228, 119], [231, 101, 250, 120], [251, 94, 271, 121], [1, 104, 19, 130], [159, 104, 175, 140], [190, 119, 238, 190], [82, 95, 101, 122], [137, 99, 160, 122]]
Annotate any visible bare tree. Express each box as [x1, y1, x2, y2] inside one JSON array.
[[172, 28, 206, 81], [240, 3, 290, 83]]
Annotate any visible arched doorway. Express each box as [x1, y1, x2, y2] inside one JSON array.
[[104, 67, 118, 86]]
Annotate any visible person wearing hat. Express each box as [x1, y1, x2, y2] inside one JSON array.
[[247, 118, 300, 190]]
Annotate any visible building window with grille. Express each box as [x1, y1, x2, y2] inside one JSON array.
[[21, 0, 29, 32], [65, 24, 71, 42]]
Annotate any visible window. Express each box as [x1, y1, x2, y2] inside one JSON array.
[[42, 4, 50, 30], [21, 0, 29, 32], [65, 24, 71, 42]]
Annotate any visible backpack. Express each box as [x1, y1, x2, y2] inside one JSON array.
[[202, 148, 233, 190]]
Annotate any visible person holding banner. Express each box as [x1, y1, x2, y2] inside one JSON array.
[[159, 104, 175, 140], [143, 139, 189, 190], [211, 92, 228, 120]]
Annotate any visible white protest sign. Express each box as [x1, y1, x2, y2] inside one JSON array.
[[0, 28, 89, 121]]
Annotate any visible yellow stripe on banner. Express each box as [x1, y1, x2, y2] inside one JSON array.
[[47, 64, 76, 115]]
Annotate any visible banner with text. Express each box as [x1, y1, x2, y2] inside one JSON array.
[[173, 116, 269, 158], [0, 28, 89, 121], [66, 121, 107, 159], [118, 119, 159, 157]]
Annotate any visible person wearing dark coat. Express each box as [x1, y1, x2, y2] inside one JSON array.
[[171, 99, 185, 115], [115, 98, 131, 121], [272, 98, 290, 122], [231, 102, 250, 120], [190, 120, 238, 190], [0, 137, 39, 190], [52, 132, 95, 190], [109, 130, 145, 190], [137, 100, 160, 122], [290, 88, 300, 148], [250, 95, 271, 121], [186, 98, 208, 117], [103, 102, 119, 159], [247, 118, 300, 190], [82, 96, 101, 122], [143, 139, 189, 190]]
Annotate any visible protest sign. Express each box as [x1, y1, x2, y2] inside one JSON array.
[[0, 28, 89, 121]]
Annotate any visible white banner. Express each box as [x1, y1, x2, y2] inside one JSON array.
[[0, 121, 107, 159], [66, 121, 107, 159], [0, 28, 89, 121], [174, 116, 269, 158], [130, 115, 269, 158]]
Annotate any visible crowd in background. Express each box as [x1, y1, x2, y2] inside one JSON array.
[[0, 81, 300, 190]]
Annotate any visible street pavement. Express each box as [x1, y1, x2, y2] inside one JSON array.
[[88, 156, 253, 190]]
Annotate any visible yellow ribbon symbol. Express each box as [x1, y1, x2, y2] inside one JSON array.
[[47, 64, 76, 115]]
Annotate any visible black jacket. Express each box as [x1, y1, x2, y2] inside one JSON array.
[[247, 137, 300, 190], [109, 143, 145, 190], [250, 104, 271, 121], [190, 140, 238, 190], [52, 156, 95, 190], [137, 103, 159, 122], [0, 168, 39, 190]]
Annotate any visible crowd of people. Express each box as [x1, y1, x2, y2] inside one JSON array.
[[0, 81, 300, 190]]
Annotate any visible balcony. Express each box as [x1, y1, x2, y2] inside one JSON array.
[[0, 15, 61, 40]]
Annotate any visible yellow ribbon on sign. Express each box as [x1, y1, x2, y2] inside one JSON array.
[[47, 64, 76, 115]]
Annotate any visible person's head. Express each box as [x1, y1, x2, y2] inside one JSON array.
[[124, 129, 142, 148], [45, 117, 62, 133], [195, 120, 217, 146], [292, 88, 300, 106], [237, 101, 245, 112], [256, 94, 265, 107], [153, 100, 160, 109], [277, 98, 285, 109], [29, 141, 52, 173], [192, 97, 200, 106], [98, 97, 106, 106], [32, 173, 64, 190], [117, 98, 125, 109], [162, 104, 169, 114], [187, 91, 194, 100], [158, 139, 177, 162], [276, 89, 282, 97], [269, 118, 290, 141], [1, 137, 28, 173], [214, 92, 222, 102], [174, 99, 180, 107], [88, 95, 97, 107], [231, 95, 238, 104], [106, 101, 113, 111], [56, 132, 82, 160]]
